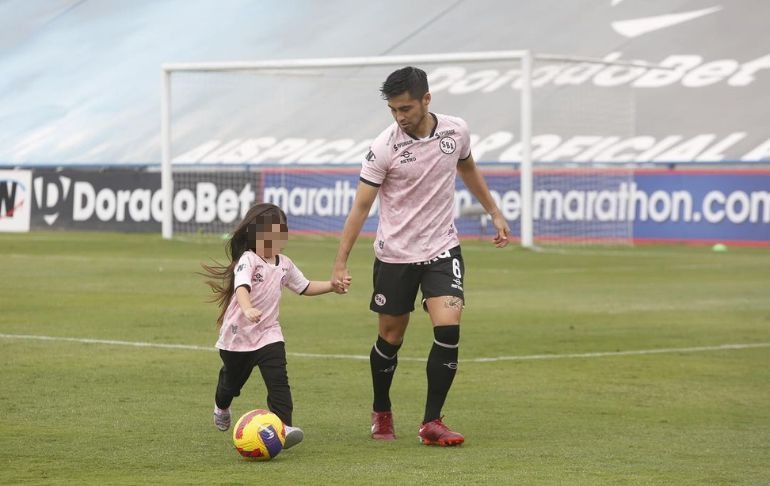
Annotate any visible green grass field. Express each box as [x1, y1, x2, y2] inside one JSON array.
[[1, 231, 769, 485]]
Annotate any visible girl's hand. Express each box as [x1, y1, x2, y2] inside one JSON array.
[[244, 307, 262, 323], [332, 275, 352, 294]]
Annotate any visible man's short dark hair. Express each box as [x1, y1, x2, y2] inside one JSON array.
[[380, 66, 429, 100]]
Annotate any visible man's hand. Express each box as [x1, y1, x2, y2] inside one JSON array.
[[331, 274, 352, 294], [491, 212, 511, 248], [332, 264, 351, 293]]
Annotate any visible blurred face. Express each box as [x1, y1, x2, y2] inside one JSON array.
[[387, 91, 430, 136], [251, 218, 288, 259]]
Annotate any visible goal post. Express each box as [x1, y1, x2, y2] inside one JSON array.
[[160, 51, 663, 246], [160, 50, 531, 241]]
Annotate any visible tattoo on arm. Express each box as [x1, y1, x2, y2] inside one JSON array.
[[444, 296, 464, 310]]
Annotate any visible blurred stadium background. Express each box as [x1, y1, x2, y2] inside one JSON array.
[[1, 0, 768, 245]]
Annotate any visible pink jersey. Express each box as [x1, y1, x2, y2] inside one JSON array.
[[360, 112, 471, 263], [216, 251, 310, 352]]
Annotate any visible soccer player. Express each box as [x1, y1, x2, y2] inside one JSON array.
[[202, 203, 350, 450], [331, 66, 510, 446]]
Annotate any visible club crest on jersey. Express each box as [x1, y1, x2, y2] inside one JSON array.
[[253, 265, 264, 284], [439, 136, 456, 154]]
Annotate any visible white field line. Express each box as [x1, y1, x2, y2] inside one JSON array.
[[1, 333, 768, 363]]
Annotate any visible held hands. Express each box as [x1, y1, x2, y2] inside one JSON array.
[[244, 307, 262, 323], [332, 264, 352, 294], [331, 275, 352, 294], [491, 212, 511, 248]]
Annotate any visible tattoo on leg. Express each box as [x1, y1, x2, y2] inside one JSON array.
[[444, 296, 464, 310]]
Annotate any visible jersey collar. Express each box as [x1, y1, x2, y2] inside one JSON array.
[[405, 112, 438, 141]]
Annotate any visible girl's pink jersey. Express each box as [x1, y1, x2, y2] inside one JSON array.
[[360, 112, 472, 263], [216, 251, 310, 352]]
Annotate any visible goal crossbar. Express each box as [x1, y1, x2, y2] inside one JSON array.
[[161, 50, 529, 73]]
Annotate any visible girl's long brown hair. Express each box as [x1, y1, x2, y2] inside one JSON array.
[[201, 203, 287, 328]]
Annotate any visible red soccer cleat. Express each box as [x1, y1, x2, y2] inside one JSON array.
[[418, 417, 464, 446], [371, 411, 396, 440]]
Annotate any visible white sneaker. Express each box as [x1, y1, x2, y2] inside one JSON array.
[[284, 425, 304, 449], [213, 407, 231, 432]]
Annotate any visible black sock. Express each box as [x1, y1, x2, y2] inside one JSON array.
[[424, 325, 459, 423], [370, 335, 401, 412]]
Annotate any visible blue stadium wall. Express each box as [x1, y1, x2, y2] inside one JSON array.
[[2, 167, 768, 245]]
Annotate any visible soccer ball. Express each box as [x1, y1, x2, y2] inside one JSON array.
[[232, 409, 286, 460]]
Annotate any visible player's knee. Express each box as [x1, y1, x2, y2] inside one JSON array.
[[378, 315, 408, 344], [433, 324, 459, 347], [374, 335, 401, 358], [378, 329, 404, 346]]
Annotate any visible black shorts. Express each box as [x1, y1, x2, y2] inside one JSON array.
[[369, 246, 465, 315]]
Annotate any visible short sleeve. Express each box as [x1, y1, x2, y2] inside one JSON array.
[[359, 138, 389, 186], [283, 259, 311, 295], [457, 118, 472, 160], [233, 253, 254, 290]]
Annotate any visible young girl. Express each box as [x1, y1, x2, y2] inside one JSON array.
[[202, 203, 349, 450]]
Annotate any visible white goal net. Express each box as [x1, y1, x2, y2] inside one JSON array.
[[528, 55, 637, 245], [161, 52, 650, 246]]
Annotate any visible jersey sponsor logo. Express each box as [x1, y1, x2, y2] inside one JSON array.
[[393, 140, 413, 151], [436, 129, 456, 137], [399, 150, 417, 164], [374, 293, 386, 306], [439, 137, 457, 154]]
